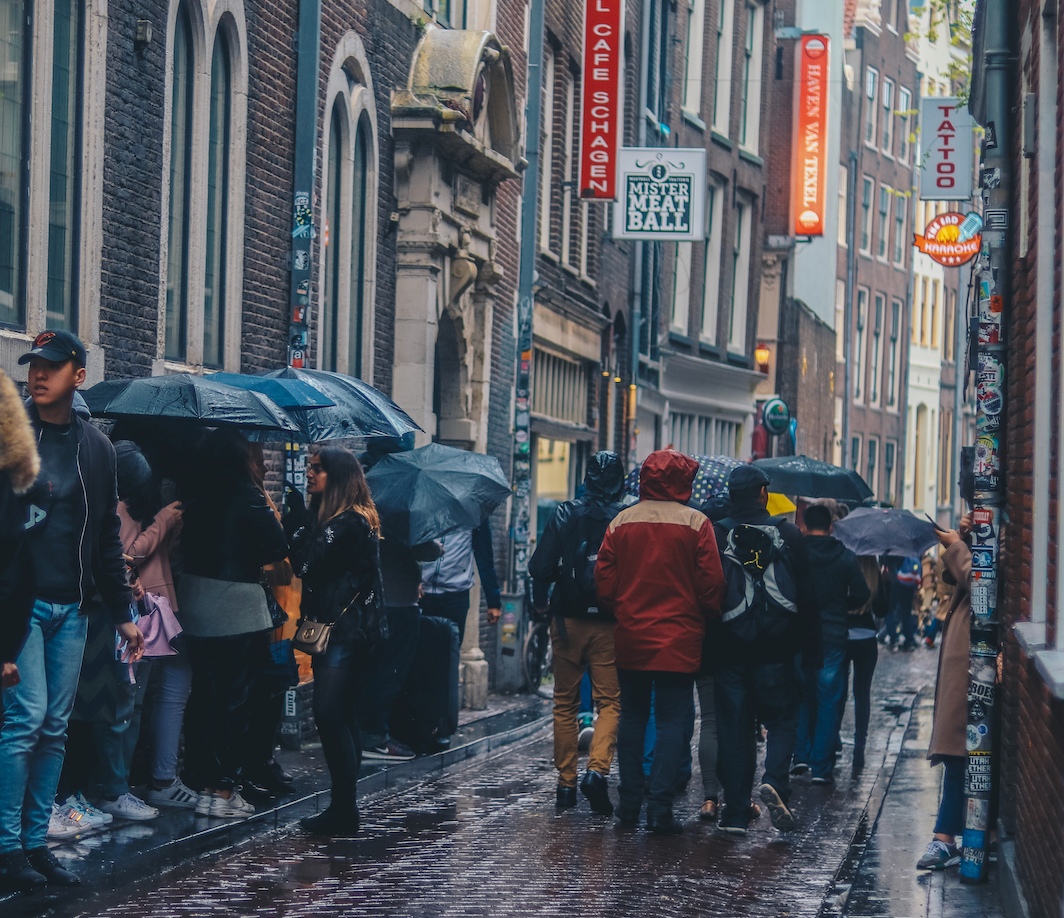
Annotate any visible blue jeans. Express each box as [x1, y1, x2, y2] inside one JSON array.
[[934, 755, 966, 837], [0, 600, 87, 852], [794, 646, 847, 779], [642, 688, 695, 783]]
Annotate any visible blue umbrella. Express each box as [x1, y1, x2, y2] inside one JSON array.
[[832, 507, 938, 558], [205, 372, 335, 409]]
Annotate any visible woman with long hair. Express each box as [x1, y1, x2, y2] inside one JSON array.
[[287, 447, 385, 835]]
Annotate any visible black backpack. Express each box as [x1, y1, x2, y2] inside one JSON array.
[[559, 502, 618, 616], [717, 516, 800, 642]]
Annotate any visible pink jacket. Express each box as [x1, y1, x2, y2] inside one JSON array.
[[119, 502, 182, 611]]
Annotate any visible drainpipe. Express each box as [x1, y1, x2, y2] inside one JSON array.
[[842, 151, 857, 470], [951, 263, 969, 526], [961, 0, 1010, 884]]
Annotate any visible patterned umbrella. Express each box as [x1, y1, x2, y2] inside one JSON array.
[[624, 454, 744, 502]]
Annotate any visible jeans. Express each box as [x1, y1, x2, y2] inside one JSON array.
[[696, 676, 719, 800], [358, 605, 421, 748], [934, 755, 966, 837], [617, 670, 694, 819], [794, 646, 847, 779], [0, 600, 86, 853], [420, 590, 471, 644], [150, 653, 193, 784], [549, 618, 620, 787], [836, 637, 879, 756], [715, 661, 798, 811], [90, 659, 150, 798], [880, 588, 917, 645], [642, 689, 695, 783], [312, 663, 362, 810]]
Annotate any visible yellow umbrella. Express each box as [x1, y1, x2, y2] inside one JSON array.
[[767, 492, 797, 516]]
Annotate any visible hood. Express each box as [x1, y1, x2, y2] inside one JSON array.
[[804, 534, 846, 565], [639, 450, 698, 503], [584, 450, 625, 502], [0, 369, 40, 494]]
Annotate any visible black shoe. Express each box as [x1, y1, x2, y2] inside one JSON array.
[[646, 813, 684, 835], [244, 764, 295, 797], [790, 761, 810, 775], [616, 806, 640, 827], [580, 771, 614, 816], [811, 773, 835, 786], [268, 759, 294, 785], [239, 776, 275, 802], [758, 783, 797, 831], [0, 849, 46, 892], [852, 748, 866, 774], [24, 847, 81, 886], [717, 806, 750, 835], [556, 785, 578, 808], [299, 805, 360, 837]]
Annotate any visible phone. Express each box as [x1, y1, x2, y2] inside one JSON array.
[[923, 512, 947, 533]]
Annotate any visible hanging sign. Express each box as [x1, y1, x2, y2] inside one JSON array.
[[913, 211, 982, 266], [578, 0, 624, 200], [612, 148, 706, 241], [919, 97, 974, 201], [791, 34, 830, 236], [762, 398, 791, 436]]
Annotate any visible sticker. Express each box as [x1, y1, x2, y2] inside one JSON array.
[[969, 698, 987, 720], [966, 724, 980, 750], [985, 121, 997, 148], [980, 168, 1001, 189], [971, 548, 994, 571], [975, 434, 1001, 491], [976, 352, 1004, 431], [984, 209, 1009, 229], [977, 321, 1000, 346], [294, 250, 310, 271]]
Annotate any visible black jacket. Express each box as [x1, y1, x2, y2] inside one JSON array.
[[23, 403, 133, 624], [705, 497, 821, 670], [287, 508, 386, 650], [803, 535, 872, 651]]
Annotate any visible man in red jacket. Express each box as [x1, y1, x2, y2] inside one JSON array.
[[595, 450, 725, 834]]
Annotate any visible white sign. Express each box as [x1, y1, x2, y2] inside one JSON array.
[[919, 96, 974, 201], [612, 148, 706, 241]]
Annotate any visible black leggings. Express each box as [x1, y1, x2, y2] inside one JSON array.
[[312, 664, 362, 810]]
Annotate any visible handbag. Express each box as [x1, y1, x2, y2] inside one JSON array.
[[292, 589, 372, 656]]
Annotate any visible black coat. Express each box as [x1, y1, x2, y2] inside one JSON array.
[[287, 508, 386, 650], [803, 535, 872, 651]]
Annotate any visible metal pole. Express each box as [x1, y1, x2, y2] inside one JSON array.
[[961, 0, 1010, 883], [951, 264, 969, 526], [842, 151, 857, 469]]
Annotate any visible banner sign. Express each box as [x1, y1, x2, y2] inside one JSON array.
[[611, 148, 706, 241], [919, 97, 974, 201], [578, 0, 624, 200], [913, 211, 982, 266], [791, 34, 830, 236]]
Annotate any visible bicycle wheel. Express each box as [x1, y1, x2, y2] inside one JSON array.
[[522, 620, 554, 698]]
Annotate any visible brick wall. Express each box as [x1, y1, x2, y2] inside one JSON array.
[[777, 298, 837, 461]]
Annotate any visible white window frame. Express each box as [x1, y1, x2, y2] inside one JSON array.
[[854, 287, 868, 401], [893, 195, 907, 266], [837, 164, 848, 246], [738, 2, 763, 153], [682, 0, 707, 117], [869, 293, 883, 405], [898, 87, 912, 162], [887, 299, 901, 407], [863, 67, 878, 147], [834, 279, 845, 361], [560, 72, 575, 267], [671, 241, 692, 333], [701, 183, 722, 344], [881, 77, 894, 156], [728, 195, 752, 354], [712, 0, 734, 136], [860, 176, 874, 255], [538, 46, 555, 254], [877, 185, 892, 260]]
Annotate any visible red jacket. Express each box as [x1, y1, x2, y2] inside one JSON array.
[[595, 450, 726, 673]]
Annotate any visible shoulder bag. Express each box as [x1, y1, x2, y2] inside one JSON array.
[[292, 589, 373, 656]]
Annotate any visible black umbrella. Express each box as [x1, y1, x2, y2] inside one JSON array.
[[832, 507, 938, 558], [206, 372, 336, 410], [365, 443, 511, 545], [82, 374, 301, 433], [753, 455, 874, 501], [256, 368, 421, 442]]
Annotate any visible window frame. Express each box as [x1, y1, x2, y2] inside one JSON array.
[[837, 164, 848, 247], [869, 293, 884, 405], [671, 240, 692, 333], [893, 194, 906, 266], [701, 183, 723, 344], [712, 0, 734, 136], [728, 195, 752, 354], [738, 2, 763, 153], [877, 185, 892, 261], [538, 46, 555, 254], [854, 287, 868, 401], [880, 77, 894, 156], [898, 87, 912, 162], [560, 70, 576, 268], [886, 299, 901, 407], [682, 0, 707, 117], [860, 176, 874, 255], [863, 67, 878, 147]]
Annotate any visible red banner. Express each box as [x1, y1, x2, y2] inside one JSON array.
[[579, 0, 623, 200], [791, 35, 830, 236]]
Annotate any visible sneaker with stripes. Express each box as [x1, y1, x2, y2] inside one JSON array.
[[146, 778, 200, 810]]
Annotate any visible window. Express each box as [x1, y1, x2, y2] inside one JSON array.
[[739, 3, 763, 152], [877, 186, 891, 259], [0, 0, 26, 327], [532, 348, 590, 425], [648, 0, 671, 122], [898, 87, 912, 161], [944, 289, 955, 361], [670, 412, 741, 457], [837, 165, 848, 246], [203, 35, 232, 368], [854, 288, 868, 400], [349, 121, 369, 377], [893, 196, 906, 265], [165, 3, 195, 361], [322, 105, 344, 372], [864, 68, 878, 146], [560, 74, 575, 266], [712, 0, 734, 135], [938, 409, 953, 504], [887, 300, 900, 406], [869, 294, 883, 404], [835, 280, 845, 361], [538, 47, 554, 252], [579, 202, 591, 279], [884, 441, 896, 504], [426, 0, 467, 29], [930, 280, 940, 348], [919, 277, 928, 344], [671, 242, 692, 332], [683, 0, 707, 115], [867, 438, 878, 497], [860, 177, 874, 254], [851, 436, 861, 473], [702, 184, 722, 343], [881, 78, 894, 155], [729, 197, 752, 353]]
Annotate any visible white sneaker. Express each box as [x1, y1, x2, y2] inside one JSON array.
[[98, 793, 159, 821], [47, 802, 86, 839], [208, 790, 255, 818], [195, 792, 213, 816], [146, 779, 200, 810], [64, 794, 113, 827]]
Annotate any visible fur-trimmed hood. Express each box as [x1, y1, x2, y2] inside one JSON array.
[[0, 369, 39, 494]]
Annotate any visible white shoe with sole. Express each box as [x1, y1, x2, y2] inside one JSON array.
[[195, 793, 213, 816], [208, 791, 255, 818], [146, 779, 200, 810], [99, 793, 159, 821], [47, 802, 85, 839], [64, 794, 113, 828]]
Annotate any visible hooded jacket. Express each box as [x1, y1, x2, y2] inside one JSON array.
[[529, 451, 626, 619], [595, 450, 726, 672], [802, 535, 871, 651]]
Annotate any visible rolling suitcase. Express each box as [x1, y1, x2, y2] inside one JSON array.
[[390, 615, 461, 751]]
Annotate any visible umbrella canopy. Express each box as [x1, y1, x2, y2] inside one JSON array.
[[82, 374, 301, 433], [256, 368, 421, 442], [832, 507, 939, 558], [624, 454, 743, 501], [753, 455, 874, 501], [206, 372, 336, 409], [365, 442, 511, 545]]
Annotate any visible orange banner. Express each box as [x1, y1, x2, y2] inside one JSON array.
[[792, 35, 830, 236]]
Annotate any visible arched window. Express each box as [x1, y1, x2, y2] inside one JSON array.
[[204, 34, 231, 368], [348, 116, 369, 378], [166, 2, 194, 361], [322, 102, 344, 372]]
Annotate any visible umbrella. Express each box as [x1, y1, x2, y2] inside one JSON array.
[[624, 454, 743, 501], [206, 372, 336, 410], [256, 368, 421, 442], [754, 455, 874, 501], [365, 442, 511, 545], [832, 507, 939, 558], [82, 374, 301, 433]]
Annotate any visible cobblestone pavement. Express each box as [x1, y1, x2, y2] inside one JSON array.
[[23, 646, 985, 918]]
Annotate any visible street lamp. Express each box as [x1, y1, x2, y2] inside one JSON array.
[[755, 342, 771, 373]]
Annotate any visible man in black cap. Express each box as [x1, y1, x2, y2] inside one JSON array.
[[704, 465, 818, 836], [0, 331, 143, 892]]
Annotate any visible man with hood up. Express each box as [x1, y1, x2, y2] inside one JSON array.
[[595, 450, 726, 834], [529, 451, 626, 817]]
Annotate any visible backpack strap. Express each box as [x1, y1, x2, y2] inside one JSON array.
[[766, 514, 786, 526], [717, 517, 737, 531]]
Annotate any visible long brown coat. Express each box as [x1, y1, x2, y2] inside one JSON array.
[[928, 540, 971, 759]]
